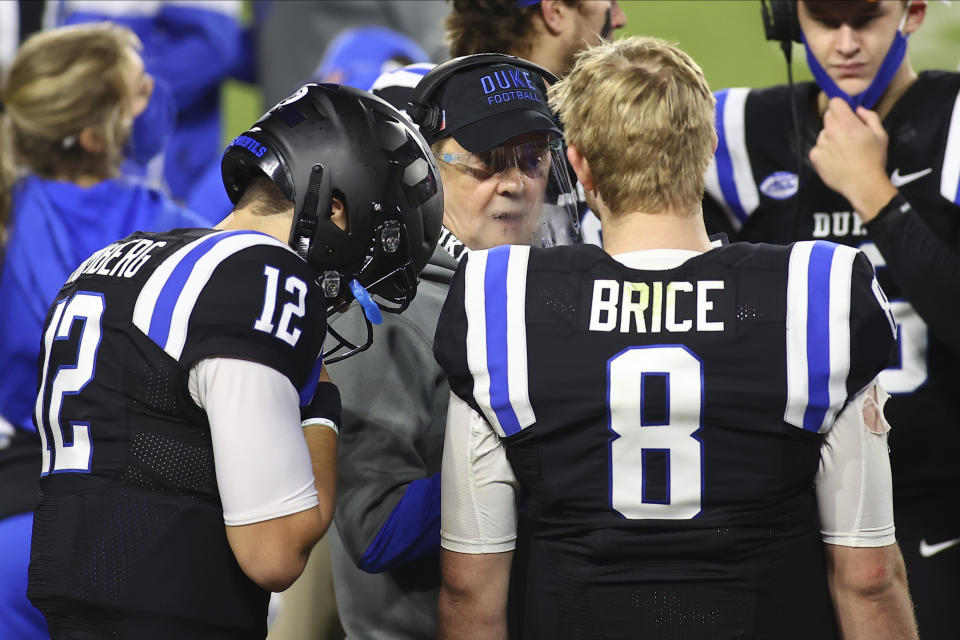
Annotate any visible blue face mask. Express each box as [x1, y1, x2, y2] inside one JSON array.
[[802, 14, 909, 111], [126, 76, 176, 165]]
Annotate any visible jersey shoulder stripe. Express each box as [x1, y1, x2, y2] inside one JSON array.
[[705, 88, 758, 225], [940, 82, 960, 205], [463, 245, 534, 437], [132, 230, 291, 360], [784, 240, 859, 433]]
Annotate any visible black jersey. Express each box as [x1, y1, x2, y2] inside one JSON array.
[[704, 71, 960, 537], [27, 228, 328, 639], [434, 241, 895, 640]]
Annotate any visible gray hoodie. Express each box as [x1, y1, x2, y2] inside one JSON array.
[[328, 246, 458, 639]]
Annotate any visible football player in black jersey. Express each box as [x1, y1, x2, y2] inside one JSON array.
[[704, 3, 960, 636], [26, 84, 442, 639], [433, 36, 917, 640]]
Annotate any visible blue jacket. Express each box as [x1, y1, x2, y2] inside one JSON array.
[[0, 175, 206, 431]]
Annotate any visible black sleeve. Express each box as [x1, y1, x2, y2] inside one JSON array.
[[864, 193, 960, 354], [180, 244, 328, 394], [848, 250, 899, 395], [433, 254, 481, 414], [702, 193, 740, 240]]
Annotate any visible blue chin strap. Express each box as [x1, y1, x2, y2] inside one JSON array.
[[802, 23, 909, 111]]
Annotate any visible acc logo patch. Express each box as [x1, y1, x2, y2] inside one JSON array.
[[759, 171, 798, 200]]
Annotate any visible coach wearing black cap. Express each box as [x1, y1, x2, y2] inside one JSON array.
[[415, 57, 579, 251], [327, 55, 578, 640]]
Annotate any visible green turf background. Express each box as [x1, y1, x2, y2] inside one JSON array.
[[221, 0, 960, 143]]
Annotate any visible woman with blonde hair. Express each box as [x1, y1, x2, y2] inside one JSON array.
[[0, 23, 204, 639]]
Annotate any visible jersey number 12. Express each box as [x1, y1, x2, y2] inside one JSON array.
[[35, 291, 104, 475]]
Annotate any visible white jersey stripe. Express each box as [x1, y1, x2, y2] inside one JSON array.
[[133, 233, 220, 337], [784, 242, 813, 429], [505, 246, 535, 430], [164, 234, 287, 360], [133, 231, 288, 360], [940, 85, 960, 205], [721, 88, 760, 217], [823, 246, 857, 431], [463, 251, 503, 436]]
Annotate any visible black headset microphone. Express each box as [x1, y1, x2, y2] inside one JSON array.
[[600, 6, 613, 41]]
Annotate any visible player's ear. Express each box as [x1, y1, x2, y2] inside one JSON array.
[[539, 0, 570, 35], [902, 0, 926, 35], [567, 144, 595, 193], [330, 195, 347, 232]]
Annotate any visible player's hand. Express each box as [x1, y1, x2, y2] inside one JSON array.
[[809, 98, 897, 221]]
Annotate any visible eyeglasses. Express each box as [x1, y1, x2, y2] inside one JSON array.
[[437, 138, 560, 181]]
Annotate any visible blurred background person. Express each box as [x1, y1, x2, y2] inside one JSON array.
[[187, 25, 432, 228], [703, 2, 959, 637], [311, 25, 430, 90], [0, 1, 44, 81], [46, 0, 245, 203], [327, 56, 580, 639], [446, 0, 627, 78], [256, 0, 449, 108], [0, 23, 206, 640]]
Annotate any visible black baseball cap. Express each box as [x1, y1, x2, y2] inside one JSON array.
[[427, 63, 561, 153]]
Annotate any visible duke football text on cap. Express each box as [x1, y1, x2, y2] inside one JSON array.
[[426, 63, 560, 153]]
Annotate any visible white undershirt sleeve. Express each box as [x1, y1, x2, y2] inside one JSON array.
[[188, 357, 318, 527], [440, 392, 519, 554], [817, 378, 896, 547]]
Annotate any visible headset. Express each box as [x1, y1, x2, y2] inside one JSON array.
[[760, 0, 802, 45], [405, 53, 559, 138], [759, 0, 807, 244]]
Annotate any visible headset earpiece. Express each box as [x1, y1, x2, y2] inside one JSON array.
[[760, 0, 801, 44]]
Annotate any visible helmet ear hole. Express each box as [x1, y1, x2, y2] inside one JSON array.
[[330, 190, 349, 233]]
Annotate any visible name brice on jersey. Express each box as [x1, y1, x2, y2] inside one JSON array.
[[589, 278, 725, 334]]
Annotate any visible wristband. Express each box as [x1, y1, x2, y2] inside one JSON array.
[[301, 381, 342, 435], [864, 192, 911, 231]]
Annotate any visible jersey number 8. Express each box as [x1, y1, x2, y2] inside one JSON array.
[[608, 345, 703, 520]]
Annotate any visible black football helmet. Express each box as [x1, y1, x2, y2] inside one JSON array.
[[221, 83, 443, 361]]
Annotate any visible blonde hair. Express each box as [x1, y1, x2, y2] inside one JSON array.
[[548, 36, 716, 216], [0, 23, 141, 244]]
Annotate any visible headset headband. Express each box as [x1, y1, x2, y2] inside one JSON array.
[[406, 53, 559, 135]]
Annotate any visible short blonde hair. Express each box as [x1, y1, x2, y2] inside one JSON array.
[[548, 36, 716, 216], [0, 23, 141, 242]]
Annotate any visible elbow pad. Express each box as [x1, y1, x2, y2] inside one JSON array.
[[301, 381, 342, 434]]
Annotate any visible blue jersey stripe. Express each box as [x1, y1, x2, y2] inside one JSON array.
[[147, 231, 249, 348], [803, 242, 835, 432], [713, 90, 747, 223], [299, 355, 325, 406], [484, 246, 521, 436]]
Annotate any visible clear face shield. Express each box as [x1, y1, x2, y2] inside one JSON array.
[[437, 133, 581, 248]]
